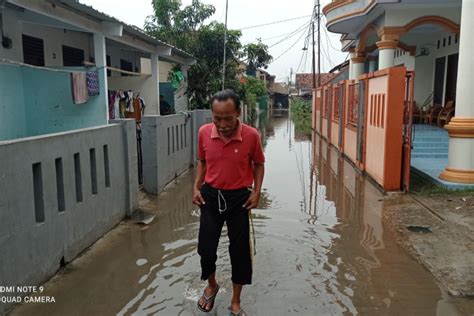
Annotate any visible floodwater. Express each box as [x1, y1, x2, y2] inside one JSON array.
[[10, 111, 474, 315]]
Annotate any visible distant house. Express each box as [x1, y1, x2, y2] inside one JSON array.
[[269, 82, 290, 109], [295, 73, 339, 96]]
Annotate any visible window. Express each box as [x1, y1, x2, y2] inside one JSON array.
[[62, 45, 85, 66], [22, 34, 45, 66], [120, 59, 133, 76]]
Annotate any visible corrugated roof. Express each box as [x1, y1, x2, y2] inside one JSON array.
[[57, 0, 194, 60]]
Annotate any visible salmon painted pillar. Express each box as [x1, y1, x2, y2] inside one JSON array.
[[440, 0, 474, 183], [363, 67, 406, 191]]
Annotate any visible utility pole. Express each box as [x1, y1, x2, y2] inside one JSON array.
[[222, 0, 229, 90], [312, 17, 316, 89], [317, 0, 321, 87]]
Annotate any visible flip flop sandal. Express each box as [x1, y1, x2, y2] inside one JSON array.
[[228, 307, 248, 316], [197, 285, 220, 313]]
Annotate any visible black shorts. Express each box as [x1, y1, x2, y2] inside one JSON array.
[[197, 184, 253, 285]]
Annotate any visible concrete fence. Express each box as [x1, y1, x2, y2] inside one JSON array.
[[191, 110, 213, 165], [142, 110, 212, 195], [0, 120, 138, 314]]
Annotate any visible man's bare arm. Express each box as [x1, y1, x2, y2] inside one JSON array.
[[243, 164, 265, 209], [193, 160, 207, 205]]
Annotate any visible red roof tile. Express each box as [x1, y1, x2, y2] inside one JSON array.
[[295, 73, 338, 90]]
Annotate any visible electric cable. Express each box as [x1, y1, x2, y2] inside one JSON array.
[[238, 15, 312, 30]]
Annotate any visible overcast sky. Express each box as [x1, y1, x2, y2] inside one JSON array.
[[80, 0, 347, 82]]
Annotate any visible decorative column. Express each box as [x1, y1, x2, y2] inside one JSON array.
[[93, 34, 109, 120], [351, 55, 366, 80], [348, 51, 355, 80], [150, 53, 161, 115], [440, 0, 474, 183], [368, 56, 377, 72], [376, 40, 397, 69]]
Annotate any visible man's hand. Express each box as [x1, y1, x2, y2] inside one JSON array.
[[243, 191, 260, 210], [192, 188, 206, 206]]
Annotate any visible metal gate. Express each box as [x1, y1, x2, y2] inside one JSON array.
[[337, 83, 345, 151], [401, 71, 415, 191]]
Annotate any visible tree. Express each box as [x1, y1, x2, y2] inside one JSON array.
[[144, 0, 273, 109], [243, 42, 273, 76]]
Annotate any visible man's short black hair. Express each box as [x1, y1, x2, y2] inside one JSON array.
[[210, 89, 241, 111]]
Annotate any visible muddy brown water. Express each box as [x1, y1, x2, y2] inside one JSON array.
[[9, 114, 474, 315]]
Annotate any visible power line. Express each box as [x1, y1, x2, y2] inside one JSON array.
[[259, 20, 310, 41], [271, 23, 311, 63], [268, 21, 312, 48], [294, 7, 316, 74], [321, 16, 341, 52], [237, 15, 312, 30]]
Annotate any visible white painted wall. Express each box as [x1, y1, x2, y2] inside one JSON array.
[[1, 6, 143, 73], [413, 31, 459, 107], [393, 49, 415, 70], [106, 46, 141, 77], [23, 24, 92, 67], [0, 6, 24, 61], [385, 7, 461, 26], [140, 57, 173, 82], [0, 6, 92, 67]]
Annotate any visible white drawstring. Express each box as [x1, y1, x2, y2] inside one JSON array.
[[217, 190, 227, 214]]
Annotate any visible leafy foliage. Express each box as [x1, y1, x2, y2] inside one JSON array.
[[291, 98, 312, 137], [243, 42, 272, 76], [144, 0, 272, 109]]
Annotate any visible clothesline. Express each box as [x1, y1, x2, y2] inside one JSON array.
[[0, 58, 151, 77], [0, 58, 104, 73], [84, 61, 151, 77]]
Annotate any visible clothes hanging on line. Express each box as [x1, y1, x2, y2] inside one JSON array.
[[108, 89, 145, 122], [71, 72, 89, 104], [86, 70, 100, 96]]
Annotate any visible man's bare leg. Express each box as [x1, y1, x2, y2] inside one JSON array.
[[198, 272, 219, 311], [230, 283, 243, 313]]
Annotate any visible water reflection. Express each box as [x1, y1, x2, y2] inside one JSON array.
[[10, 112, 474, 316]]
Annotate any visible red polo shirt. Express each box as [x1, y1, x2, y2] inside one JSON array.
[[197, 121, 265, 190]]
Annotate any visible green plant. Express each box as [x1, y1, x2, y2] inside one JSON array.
[[145, 0, 272, 109], [291, 98, 312, 137]]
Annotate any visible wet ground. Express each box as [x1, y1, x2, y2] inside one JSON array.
[[10, 112, 474, 315]]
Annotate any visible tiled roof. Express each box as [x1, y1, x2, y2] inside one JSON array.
[[295, 73, 338, 90]]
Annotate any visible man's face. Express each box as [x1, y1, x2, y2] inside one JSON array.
[[212, 99, 240, 137]]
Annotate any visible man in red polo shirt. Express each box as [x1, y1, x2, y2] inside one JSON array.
[[193, 90, 265, 315]]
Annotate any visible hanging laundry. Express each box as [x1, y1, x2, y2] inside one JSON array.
[[127, 90, 134, 113], [119, 90, 127, 118], [126, 98, 143, 122], [71, 72, 89, 104], [86, 70, 100, 96], [114, 94, 120, 119], [108, 90, 116, 119], [139, 97, 146, 115]]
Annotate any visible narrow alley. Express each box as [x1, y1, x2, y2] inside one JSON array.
[[9, 111, 474, 315]]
